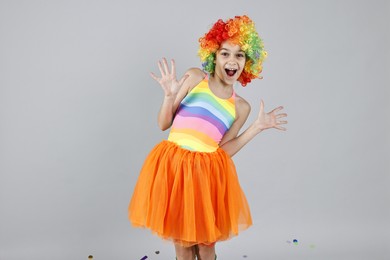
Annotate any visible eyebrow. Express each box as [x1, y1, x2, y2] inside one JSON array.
[[219, 48, 245, 53]]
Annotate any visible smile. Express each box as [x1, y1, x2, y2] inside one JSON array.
[[225, 68, 238, 77]]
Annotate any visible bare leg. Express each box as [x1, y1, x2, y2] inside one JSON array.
[[197, 244, 216, 260], [174, 244, 196, 260]]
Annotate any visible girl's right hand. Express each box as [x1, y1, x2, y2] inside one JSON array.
[[150, 58, 189, 98]]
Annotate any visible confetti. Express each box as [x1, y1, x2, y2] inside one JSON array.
[[140, 256, 148, 260], [88, 255, 93, 259], [155, 251, 160, 254]]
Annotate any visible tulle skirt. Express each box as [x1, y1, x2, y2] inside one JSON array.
[[128, 140, 252, 247]]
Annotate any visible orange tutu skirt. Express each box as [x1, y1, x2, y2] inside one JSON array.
[[128, 140, 252, 247]]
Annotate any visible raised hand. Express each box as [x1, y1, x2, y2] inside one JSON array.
[[150, 58, 189, 98], [255, 100, 288, 132]]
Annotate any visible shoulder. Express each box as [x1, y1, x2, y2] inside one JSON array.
[[183, 68, 206, 91], [185, 67, 206, 79], [172, 68, 206, 110], [235, 94, 251, 118]]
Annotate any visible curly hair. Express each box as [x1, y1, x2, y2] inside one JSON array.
[[198, 15, 267, 86]]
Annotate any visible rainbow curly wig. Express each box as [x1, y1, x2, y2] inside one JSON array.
[[198, 15, 267, 86]]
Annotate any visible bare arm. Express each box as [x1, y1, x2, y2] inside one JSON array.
[[157, 96, 176, 131], [150, 58, 205, 130], [220, 98, 288, 157]]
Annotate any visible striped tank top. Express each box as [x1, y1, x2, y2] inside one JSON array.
[[168, 75, 236, 152]]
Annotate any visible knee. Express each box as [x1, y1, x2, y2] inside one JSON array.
[[197, 244, 216, 260]]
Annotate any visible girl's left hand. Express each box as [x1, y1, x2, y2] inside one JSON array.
[[254, 100, 288, 132]]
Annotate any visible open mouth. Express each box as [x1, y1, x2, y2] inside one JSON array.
[[225, 68, 238, 77]]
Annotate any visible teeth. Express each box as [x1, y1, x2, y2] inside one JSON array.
[[225, 68, 237, 77]]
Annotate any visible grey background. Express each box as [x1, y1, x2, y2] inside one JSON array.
[[0, 0, 389, 259]]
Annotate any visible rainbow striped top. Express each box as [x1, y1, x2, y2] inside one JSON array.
[[168, 75, 236, 152]]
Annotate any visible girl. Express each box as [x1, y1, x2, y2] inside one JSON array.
[[129, 15, 287, 260]]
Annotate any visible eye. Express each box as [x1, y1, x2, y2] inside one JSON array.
[[220, 52, 229, 57], [236, 53, 245, 58]]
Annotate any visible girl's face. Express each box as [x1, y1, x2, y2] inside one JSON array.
[[214, 41, 246, 86]]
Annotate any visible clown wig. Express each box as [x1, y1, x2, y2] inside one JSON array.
[[198, 15, 267, 86]]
